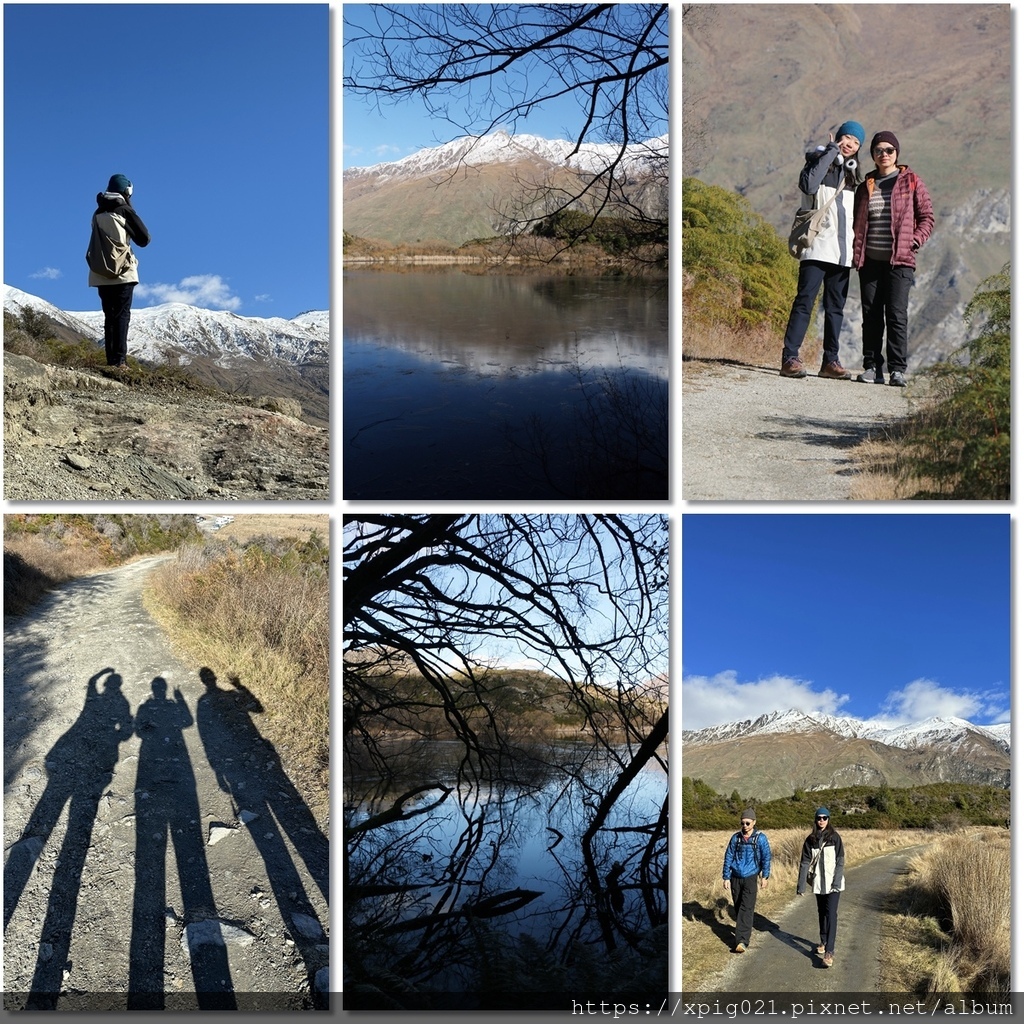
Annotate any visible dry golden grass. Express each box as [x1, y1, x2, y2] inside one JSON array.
[[683, 828, 935, 990], [209, 514, 329, 547], [145, 536, 329, 822], [683, 321, 822, 373], [880, 829, 1010, 995]]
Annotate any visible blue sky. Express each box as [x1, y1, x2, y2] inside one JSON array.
[[682, 514, 1010, 731], [343, 4, 668, 170], [4, 4, 327, 319]]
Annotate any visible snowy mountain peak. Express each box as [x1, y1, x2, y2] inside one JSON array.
[[683, 709, 1010, 754], [4, 285, 329, 368], [345, 130, 668, 182]]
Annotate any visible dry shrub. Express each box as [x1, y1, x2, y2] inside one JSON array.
[[683, 321, 825, 373], [147, 535, 329, 814], [885, 829, 1010, 995]]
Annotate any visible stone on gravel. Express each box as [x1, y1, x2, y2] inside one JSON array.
[[180, 920, 255, 954], [290, 913, 325, 941], [208, 823, 236, 846]]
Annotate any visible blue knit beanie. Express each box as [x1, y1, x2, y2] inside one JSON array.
[[107, 174, 133, 195], [815, 807, 831, 818], [834, 121, 865, 146]]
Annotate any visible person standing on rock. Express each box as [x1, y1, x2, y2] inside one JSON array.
[[796, 807, 845, 968], [722, 809, 771, 953], [86, 173, 150, 368], [780, 121, 864, 380], [852, 131, 934, 387]]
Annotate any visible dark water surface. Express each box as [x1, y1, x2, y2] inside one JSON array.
[[343, 267, 669, 499]]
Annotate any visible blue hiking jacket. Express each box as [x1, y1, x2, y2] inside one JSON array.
[[723, 830, 772, 880]]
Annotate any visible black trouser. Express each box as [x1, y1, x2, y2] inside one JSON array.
[[859, 259, 914, 374], [97, 282, 136, 365], [730, 874, 759, 946], [782, 260, 850, 365], [815, 890, 841, 954]]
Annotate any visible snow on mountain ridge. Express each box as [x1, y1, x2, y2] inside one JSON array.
[[5, 286, 328, 368], [346, 130, 669, 182], [683, 708, 1010, 753]]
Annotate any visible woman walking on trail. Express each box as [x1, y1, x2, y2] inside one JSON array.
[[852, 131, 934, 387], [796, 807, 845, 968], [780, 120, 864, 380]]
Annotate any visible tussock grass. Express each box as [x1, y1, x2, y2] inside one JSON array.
[[880, 829, 1010, 995], [145, 533, 329, 819], [683, 828, 933, 990]]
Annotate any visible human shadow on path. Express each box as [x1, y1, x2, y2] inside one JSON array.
[[3, 668, 132, 1009], [128, 677, 236, 1010], [196, 668, 329, 994]]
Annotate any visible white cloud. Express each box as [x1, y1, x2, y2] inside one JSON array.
[[876, 678, 1009, 725], [29, 267, 62, 280], [682, 670, 849, 731], [135, 274, 242, 311], [254, 293, 273, 303]]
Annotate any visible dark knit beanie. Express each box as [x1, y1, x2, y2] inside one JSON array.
[[870, 132, 900, 157], [107, 173, 133, 194]]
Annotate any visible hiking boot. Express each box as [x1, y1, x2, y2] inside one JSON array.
[[818, 361, 852, 380], [823, 952, 834, 968], [889, 371, 908, 388], [856, 367, 884, 384], [815, 944, 826, 956], [733, 942, 746, 953], [780, 358, 807, 378]]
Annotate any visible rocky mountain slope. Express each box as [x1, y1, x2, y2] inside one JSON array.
[[343, 130, 668, 246], [681, 709, 1010, 799], [682, 4, 1010, 370], [4, 286, 330, 427], [4, 353, 328, 501]]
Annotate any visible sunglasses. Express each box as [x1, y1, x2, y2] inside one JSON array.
[[740, 820, 754, 826], [816, 815, 829, 821], [873, 147, 896, 156]]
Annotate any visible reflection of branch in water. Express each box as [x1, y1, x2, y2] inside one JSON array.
[[373, 888, 543, 935], [345, 785, 453, 838]]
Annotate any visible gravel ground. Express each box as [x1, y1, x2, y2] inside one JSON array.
[[4, 557, 329, 1009], [683, 362, 911, 501]]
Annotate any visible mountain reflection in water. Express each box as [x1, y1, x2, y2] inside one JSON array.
[[344, 742, 668, 1006], [343, 268, 668, 500]]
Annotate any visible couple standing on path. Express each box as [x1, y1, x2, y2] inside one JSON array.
[[781, 120, 934, 387], [722, 809, 845, 968]]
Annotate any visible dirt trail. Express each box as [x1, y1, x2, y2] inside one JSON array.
[[3, 556, 329, 1009], [683, 362, 910, 500], [714, 845, 925, 994]]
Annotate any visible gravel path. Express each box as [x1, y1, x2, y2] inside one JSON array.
[[4, 557, 329, 1009], [683, 362, 911, 500], [714, 844, 926, 995]]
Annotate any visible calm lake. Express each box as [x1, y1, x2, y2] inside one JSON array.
[[343, 267, 669, 500], [344, 742, 668, 1005]]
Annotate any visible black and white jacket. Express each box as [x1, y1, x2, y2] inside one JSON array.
[[797, 827, 845, 894]]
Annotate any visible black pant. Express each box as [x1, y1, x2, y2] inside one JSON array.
[[815, 890, 841, 954], [730, 874, 759, 946], [782, 260, 850, 364], [859, 260, 914, 373], [97, 282, 136, 365]]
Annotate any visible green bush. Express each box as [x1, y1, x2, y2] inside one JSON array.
[[682, 177, 798, 332], [903, 265, 1010, 499]]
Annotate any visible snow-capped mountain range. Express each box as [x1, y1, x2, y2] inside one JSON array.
[[683, 709, 1010, 754], [345, 129, 669, 182], [4, 285, 329, 367]]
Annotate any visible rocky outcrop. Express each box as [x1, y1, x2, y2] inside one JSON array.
[[4, 353, 329, 501]]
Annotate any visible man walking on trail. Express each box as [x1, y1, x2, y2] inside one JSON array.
[[87, 173, 150, 368], [722, 809, 771, 953]]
